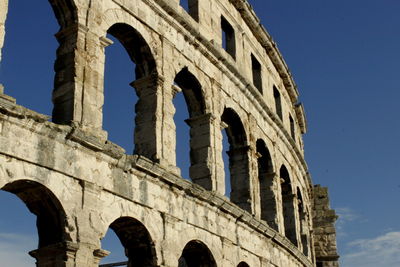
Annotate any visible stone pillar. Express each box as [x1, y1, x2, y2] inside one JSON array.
[[0, 0, 7, 64], [54, 22, 112, 138], [313, 185, 339, 267], [29, 242, 79, 267], [52, 23, 88, 125], [300, 212, 311, 257], [259, 172, 279, 231], [214, 120, 227, 195], [185, 113, 216, 190], [77, 32, 112, 139], [228, 145, 252, 213], [131, 74, 166, 164], [165, 84, 179, 169], [282, 192, 299, 246]]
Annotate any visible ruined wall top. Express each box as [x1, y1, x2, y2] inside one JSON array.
[[313, 185, 340, 267]]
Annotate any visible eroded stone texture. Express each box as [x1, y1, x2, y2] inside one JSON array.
[[0, 0, 339, 266], [0, 0, 7, 63], [313, 185, 340, 267]]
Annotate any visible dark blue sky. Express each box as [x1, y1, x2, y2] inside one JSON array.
[[0, 0, 399, 266], [247, 0, 400, 265]]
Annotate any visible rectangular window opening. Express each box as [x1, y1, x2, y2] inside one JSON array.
[[273, 86, 283, 120], [221, 16, 236, 59], [289, 115, 295, 139], [251, 54, 262, 93], [180, 0, 199, 21]]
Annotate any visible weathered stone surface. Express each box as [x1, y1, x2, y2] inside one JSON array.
[[313, 185, 340, 267], [0, 0, 6, 63], [0, 0, 339, 266]]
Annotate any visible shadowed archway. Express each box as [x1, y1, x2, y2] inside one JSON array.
[[256, 139, 278, 231], [104, 217, 158, 267], [280, 165, 298, 246], [221, 108, 251, 212], [1, 179, 71, 265], [178, 240, 217, 267]]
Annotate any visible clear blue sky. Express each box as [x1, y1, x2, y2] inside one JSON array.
[[0, 1, 399, 266]]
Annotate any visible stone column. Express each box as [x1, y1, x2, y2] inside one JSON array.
[[0, 0, 8, 101], [131, 74, 167, 164], [214, 120, 228, 195], [185, 113, 216, 190], [52, 23, 88, 125], [0, 0, 7, 64], [259, 172, 279, 231], [77, 32, 112, 139], [29, 242, 79, 267], [228, 145, 252, 213], [253, 151, 262, 218], [282, 192, 299, 247]]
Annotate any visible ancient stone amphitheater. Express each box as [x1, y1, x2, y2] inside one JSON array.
[[0, 0, 339, 266]]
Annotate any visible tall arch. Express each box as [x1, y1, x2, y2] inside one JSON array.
[[178, 240, 217, 267], [0, 0, 77, 62], [221, 108, 251, 212], [256, 139, 278, 230], [105, 216, 158, 267], [173, 67, 213, 188], [1, 180, 72, 265], [47, 0, 80, 124], [280, 165, 298, 246], [297, 188, 310, 256], [105, 23, 160, 159], [107, 23, 157, 80], [0, 0, 78, 123]]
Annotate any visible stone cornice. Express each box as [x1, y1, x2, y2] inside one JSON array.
[[228, 0, 300, 103]]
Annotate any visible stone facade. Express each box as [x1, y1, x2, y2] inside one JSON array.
[[0, 0, 338, 266]]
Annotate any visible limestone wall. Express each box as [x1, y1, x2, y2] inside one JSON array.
[[0, 100, 312, 266]]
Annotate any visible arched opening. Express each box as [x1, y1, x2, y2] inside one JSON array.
[[1, 180, 69, 265], [221, 108, 251, 212], [103, 33, 136, 153], [0, 0, 79, 124], [178, 240, 217, 267], [173, 68, 210, 187], [256, 139, 278, 231], [297, 188, 310, 256], [237, 262, 250, 267], [0, 189, 37, 266], [100, 227, 127, 266], [0, 0, 60, 115], [173, 88, 191, 180], [101, 217, 157, 267], [280, 165, 298, 246], [105, 23, 157, 157]]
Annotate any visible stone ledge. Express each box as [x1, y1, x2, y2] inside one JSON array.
[[0, 97, 313, 267], [133, 155, 313, 267]]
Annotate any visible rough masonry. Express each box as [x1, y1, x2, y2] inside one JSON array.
[[0, 0, 339, 266]]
